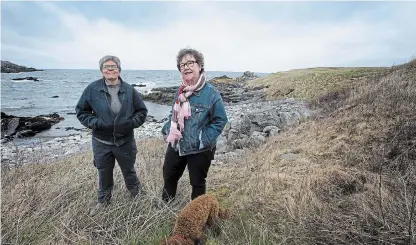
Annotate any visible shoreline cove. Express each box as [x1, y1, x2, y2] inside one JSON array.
[[1, 98, 313, 167], [1, 71, 313, 167]]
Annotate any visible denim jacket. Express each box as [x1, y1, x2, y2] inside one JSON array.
[[162, 82, 228, 156], [76, 77, 148, 146]]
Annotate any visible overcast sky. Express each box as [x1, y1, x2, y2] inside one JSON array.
[[1, 1, 415, 73]]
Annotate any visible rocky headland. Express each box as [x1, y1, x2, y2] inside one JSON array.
[[1, 61, 43, 73], [0, 71, 314, 166]]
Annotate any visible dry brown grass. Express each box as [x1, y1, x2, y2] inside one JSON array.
[[214, 59, 416, 244], [2, 60, 415, 244], [1, 139, 194, 244]]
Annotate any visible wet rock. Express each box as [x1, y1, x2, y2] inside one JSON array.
[[1, 112, 64, 139], [16, 130, 36, 138], [12, 77, 39, 81], [64, 127, 83, 131], [29, 122, 52, 131], [132, 83, 146, 87], [4, 118, 20, 137]]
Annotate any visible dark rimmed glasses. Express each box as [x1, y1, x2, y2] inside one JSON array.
[[179, 60, 197, 70], [103, 65, 119, 70]]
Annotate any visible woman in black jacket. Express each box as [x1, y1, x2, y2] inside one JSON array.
[[76, 55, 148, 216]]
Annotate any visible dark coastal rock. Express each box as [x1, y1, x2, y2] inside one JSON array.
[[141, 71, 264, 105], [3, 118, 20, 137], [243, 71, 257, 78], [1, 61, 43, 73], [64, 127, 83, 131], [141, 86, 178, 105], [1, 112, 64, 139], [16, 130, 36, 138], [235, 71, 259, 83], [213, 75, 231, 79], [211, 71, 265, 104], [12, 77, 39, 82], [132, 83, 146, 87], [157, 118, 169, 123], [145, 115, 158, 123]]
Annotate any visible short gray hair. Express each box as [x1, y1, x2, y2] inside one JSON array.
[[99, 55, 121, 71], [176, 48, 204, 72]]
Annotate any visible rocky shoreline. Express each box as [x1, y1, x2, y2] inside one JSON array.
[[0, 71, 315, 167], [1, 61, 43, 73]]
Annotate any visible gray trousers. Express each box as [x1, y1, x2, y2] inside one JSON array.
[[92, 138, 140, 203]]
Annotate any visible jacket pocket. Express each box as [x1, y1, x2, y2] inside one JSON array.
[[95, 117, 113, 133], [191, 104, 208, 121]]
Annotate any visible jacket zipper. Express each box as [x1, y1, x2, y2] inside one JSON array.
[[104, 90, 117, 144]]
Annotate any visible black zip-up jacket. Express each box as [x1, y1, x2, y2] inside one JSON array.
[[75, 77, 148, 146]]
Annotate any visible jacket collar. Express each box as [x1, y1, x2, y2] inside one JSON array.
[[192, 83, 207, 97], [96, 77, 126, 93]]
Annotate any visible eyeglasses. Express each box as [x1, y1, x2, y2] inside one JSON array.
[[179, 60, 197, 70], [103, 65, 119, 70]]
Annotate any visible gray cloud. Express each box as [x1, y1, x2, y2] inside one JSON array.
[[1, 2, 415, 72]]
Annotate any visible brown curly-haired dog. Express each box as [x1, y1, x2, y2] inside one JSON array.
[[160, 194, 230, 245]]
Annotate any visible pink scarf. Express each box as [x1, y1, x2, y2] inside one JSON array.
[[166, 73, 206, 146]]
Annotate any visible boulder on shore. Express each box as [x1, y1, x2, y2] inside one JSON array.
[[1, 112, 64, 140], [1, 61, 43, 73]]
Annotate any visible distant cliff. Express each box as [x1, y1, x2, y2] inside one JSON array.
[[1, 61, 43, 73]]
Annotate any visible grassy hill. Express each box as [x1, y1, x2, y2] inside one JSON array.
[[2, 60, 415, 244], [247, 66, 387, 100]]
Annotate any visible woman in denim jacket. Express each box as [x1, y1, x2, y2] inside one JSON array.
[[161, 48, 228, 202]]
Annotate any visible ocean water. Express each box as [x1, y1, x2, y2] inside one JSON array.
[[1, 69, 263, 138]]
